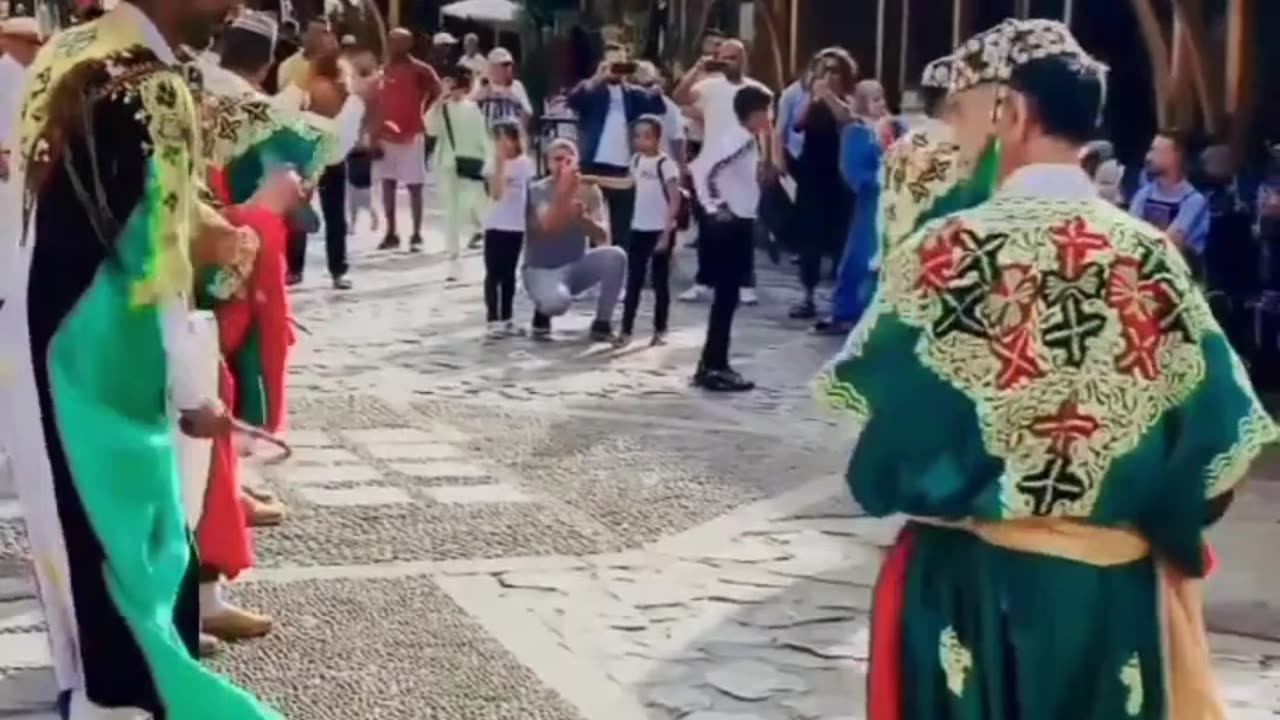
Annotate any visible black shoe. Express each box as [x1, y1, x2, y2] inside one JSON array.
[[468, 233, 484, 250], [589, 320, 625, 347], [409, 235, 424, 253], [332, 275, 353, 290], [789, 300, 817, 320], [378, 234, 400, 250], [285, 273, 303, 287], [812, 318, 853, 336], [694, 367, 755, 392]]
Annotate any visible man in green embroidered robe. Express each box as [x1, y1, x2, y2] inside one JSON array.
[[0, 1, 283, 717], [820, 19, 1276, 720]]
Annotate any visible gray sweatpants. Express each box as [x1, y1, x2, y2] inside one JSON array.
[[523, 246, 628, 323]]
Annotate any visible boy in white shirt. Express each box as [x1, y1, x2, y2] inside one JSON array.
[[690, 85, 772, 392], [621, 115, 682, 345], [482, 121, 536, 337]]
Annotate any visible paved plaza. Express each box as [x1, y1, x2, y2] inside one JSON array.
[[3, 203, 1280, 718]]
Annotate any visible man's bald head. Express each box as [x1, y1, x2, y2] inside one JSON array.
[[715, 38, 747, 81], [389, 26, 414, 58]]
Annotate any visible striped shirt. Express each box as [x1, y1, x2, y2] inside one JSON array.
[[475, 80, 532, 128]]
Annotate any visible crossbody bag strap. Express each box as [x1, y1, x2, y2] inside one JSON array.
[[655, 155, 671, 205], [442, 102, 458, 153]]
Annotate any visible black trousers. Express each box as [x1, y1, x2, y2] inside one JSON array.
[[700, 216, 754, 371], [689, 178, 756, 289], [287, 163, 349, 279], [621, 229, 672, 334], [601, 185, 636, 250], [584, 162, 635, 249], [484, 229, 523, 322], [797, 175, 852, 293]]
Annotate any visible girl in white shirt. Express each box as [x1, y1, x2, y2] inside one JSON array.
[[482, 121, 536, 338], [621, 115, 682, 345]]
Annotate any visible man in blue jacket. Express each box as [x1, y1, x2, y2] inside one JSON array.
[[567, 43, 665, 248]]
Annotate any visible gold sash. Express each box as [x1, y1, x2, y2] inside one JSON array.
[[912, 517, 1227, 720]]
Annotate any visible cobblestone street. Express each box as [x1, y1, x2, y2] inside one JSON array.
[[3, 202, 1280, 719]]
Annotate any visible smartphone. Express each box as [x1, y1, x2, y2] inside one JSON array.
[[611, 61, 639, 75], [703, 59, 728, 73]]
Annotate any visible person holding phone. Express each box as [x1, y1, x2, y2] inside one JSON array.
[[675, 38, 770, 305], [566, 43, 665, 250]]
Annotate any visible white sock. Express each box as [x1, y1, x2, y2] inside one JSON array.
[[199, 581, 231, 619]]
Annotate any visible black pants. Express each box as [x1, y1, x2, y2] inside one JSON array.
[[621, 229, 672, 334], [700, 216, 754, 371], [584, 162, 635, 249], [287, 163, 349, 279], [601, 185, 636, 250], [484, 229, 523, 322], [797, 175, 852, 293], [688, 177, 756, 289]]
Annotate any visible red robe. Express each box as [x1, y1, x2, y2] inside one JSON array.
[[197, 200, 292, 579]]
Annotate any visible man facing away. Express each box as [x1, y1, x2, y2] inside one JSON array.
[[524, 139, 628, 343], [1, 1, 287, 717], [821, 18, 1272, 719], [1129, 128, 1210, 277], [373, 26, 441, 252]]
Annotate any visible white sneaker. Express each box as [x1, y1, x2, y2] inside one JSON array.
[[486, 322, 506, 339], [503, 321, 525, 337], [741, 287, 760, 306], [679, 285, 712, 302]]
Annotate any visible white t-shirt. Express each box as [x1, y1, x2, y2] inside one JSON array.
[[483, 154, 535, 232], [631, 153, 676, 232], [660, 95, 686, 160], [692, 75, 769, 153], [593, 85, 631, 168]]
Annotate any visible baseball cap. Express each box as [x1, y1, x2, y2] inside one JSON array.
[[488, 47, 513, 64], [433, 32, 458, 45]]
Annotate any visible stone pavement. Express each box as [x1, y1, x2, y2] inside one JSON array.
[[3, 200, 1280, 718]]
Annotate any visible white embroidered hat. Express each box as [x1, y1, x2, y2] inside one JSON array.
[[230, 11, 278, 47], [1, 16, 41, 40], [920, 54, 954, 91], [949, 18, 1107, 121]]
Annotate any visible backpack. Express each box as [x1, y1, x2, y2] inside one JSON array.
[[656, 156, 692, 231]]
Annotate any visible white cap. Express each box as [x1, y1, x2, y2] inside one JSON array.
[[487, 47, 513, 64], [433, 32, 457, 45], [340, 34, 356, 46], [229, 11, 277, 46], [1, 16, 41, 40]]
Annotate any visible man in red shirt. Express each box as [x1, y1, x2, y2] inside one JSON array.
[[374, 27, 441, 251]]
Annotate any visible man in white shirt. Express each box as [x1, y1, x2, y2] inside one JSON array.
[[458, 32, 488, 79], [690, 84, 772, 392], [675, 38, 766, 304]]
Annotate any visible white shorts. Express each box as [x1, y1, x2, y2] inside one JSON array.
[[374, 135, 428, 186]]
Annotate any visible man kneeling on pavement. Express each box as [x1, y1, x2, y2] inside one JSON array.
[[524, 139, 628, 343]]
